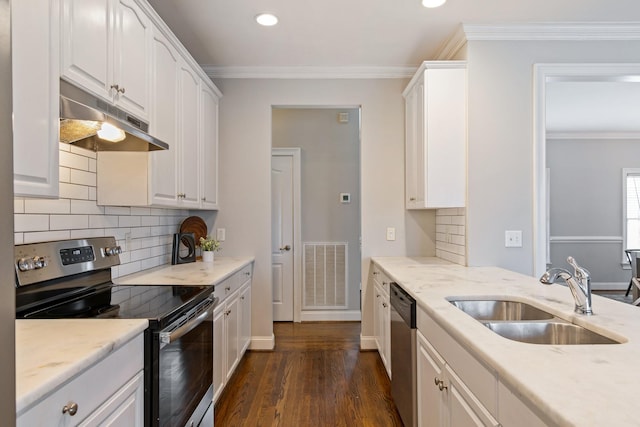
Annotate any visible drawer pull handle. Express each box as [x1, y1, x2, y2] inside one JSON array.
[[62, 402, 78, 416], [225, 286, 231, 291], [434, 377, 448, 391]]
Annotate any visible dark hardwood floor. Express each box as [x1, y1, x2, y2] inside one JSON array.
[[215, 321, 403, 426]]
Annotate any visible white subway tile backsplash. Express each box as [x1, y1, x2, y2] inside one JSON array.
[[60, 151, 89, 170], [14, 233, 23, 244], [24, 199, 71, 214], [119, 216, 141, 227], [88, 158, 97, 173], [70, 169, 96, 186], [70, 145, 96, 158], [50, 214, 89, 230], [88, 187, 97, 201], [15, 214, 49, 232], [436, 208, 466, 266], [105, 227, 131, 240], [130, 227, 151, 239], [60, 183, 89, 200], [59, 167, 71, 183], [89, 215, 120, 229], [23, 230, 71, 243], [70, 200, 105, 215], [105, 206, 131, 216], [70, 228, 105, 239], [14, 199, 24, 214], [118, 261, 142, 277], [141, 216, 160, 227], [131, 207, 151, 216]]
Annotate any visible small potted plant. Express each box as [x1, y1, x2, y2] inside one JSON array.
[[199, 235, 221, 263]]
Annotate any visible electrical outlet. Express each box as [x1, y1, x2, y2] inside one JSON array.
[[386, 227, 396, 241], [125, 232, 131, 251], [505, 230, 522, 248], [216, 228, 226, 242]]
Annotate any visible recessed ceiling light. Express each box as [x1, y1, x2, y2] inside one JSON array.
[[422, 0, 446, 7], [255, 13, 278, 26]]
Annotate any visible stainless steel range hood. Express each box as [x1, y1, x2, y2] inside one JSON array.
[[59, 80, 169, 151]]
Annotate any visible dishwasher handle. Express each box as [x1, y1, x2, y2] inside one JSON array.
[[390, 282, 416, 328]]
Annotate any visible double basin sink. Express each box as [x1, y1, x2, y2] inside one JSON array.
[[448, 299, 622, 345]]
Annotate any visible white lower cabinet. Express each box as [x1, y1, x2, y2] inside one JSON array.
[[416, 302, 499, 427], [17, 334, 144, 427], [372, 266, 391, 377], [213, 263, 253, 404]]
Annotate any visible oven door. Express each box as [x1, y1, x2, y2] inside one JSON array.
[[152, 295, 217, 427]]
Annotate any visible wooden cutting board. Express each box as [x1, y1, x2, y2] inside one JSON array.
[[179, 216, 207, 245]]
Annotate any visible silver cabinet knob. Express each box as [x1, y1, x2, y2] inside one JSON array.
[[62, 401, 78, 416]]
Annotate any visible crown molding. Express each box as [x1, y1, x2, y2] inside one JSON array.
[[462, 22, 640, 41], [202, 66, 416, 79], [435, 25, 468, 60], [547, 130, 640, 140]]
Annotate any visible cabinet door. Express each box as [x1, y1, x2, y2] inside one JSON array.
[[79, 371, 144, 427], [61, 0, 112, 100], [148, 28, 179, 206], [417, 331, 445, 427], [113, 0, 151, 120], [200, 82, 219, 209], [213, 302, 226, 404], [225, 292, 240, 381], [446, 365, 499, 427], [239, 281, 252, 355], [405, 80, 425, 209], [382, 292, 391, 377], [373, 282, 382, 354], [12, 0, 59, 198], [178, 62, 201, 208]]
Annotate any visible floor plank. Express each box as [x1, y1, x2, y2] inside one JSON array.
[[215, 321, 403, 426]]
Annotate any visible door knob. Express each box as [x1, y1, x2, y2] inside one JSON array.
[[280, 245, 291, 251]]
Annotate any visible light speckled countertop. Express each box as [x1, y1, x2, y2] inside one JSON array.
[[16, 319, 148, 414], [372, 256, 640, 427], [114, 256, 254, 286]]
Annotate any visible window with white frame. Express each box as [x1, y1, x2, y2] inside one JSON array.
[[624, 168, 640, 252]]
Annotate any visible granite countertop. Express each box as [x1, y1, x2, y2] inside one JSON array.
[[16, 319, 148, 415], [114, 256, 254, 286], [372, 256, 640, 427]]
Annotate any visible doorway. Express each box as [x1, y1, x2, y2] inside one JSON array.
[[271, 107, 362, 322], [533, 64, 640, 279]]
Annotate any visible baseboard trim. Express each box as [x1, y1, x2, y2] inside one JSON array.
[[300, 310, 361, 322], [249, 334, 275, 350], [592, 282, 627, 291], [360, 335, 377, 350]]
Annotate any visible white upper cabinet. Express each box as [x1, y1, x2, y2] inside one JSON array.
[[403, 61, 466, 209], [178, 62, 201, 208], [61, 0, 151, 121], [200, 82, 220, 210], [148, 27, 179, 206], [12, 0, 60, 198]]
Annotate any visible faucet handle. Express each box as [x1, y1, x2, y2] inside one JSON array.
[[567, 256, 590, 280]]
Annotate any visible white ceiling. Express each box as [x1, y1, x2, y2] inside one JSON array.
[[147, 0, 640, 69]]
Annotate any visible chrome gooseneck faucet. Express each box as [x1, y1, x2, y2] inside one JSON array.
[[540, 256, 593, 315]]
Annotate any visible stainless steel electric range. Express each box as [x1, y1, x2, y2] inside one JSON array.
[[15, 237, 216, 427]]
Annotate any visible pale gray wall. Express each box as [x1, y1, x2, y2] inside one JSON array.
[[466, 40, 640, 275], [213, 78, 435, 343], [1, 0, 16, 423], [272, 108, 361, 312], [547, 138, 640, 285]]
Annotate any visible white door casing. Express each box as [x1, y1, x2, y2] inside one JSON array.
[[271, 148, 301, 322]]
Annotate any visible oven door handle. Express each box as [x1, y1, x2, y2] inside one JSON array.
[[160, 297, 217, 344]]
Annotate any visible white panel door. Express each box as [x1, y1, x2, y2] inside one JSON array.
[[271, 155, 294, 321], [113, 0, 151, 120], [61, 0, 111, 100], [178, 63, 200, 208], [149, 28, 178, 206]]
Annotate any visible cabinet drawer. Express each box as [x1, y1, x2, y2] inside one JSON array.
[[18, 334, 144, 426], [238, 264, 252, 284], [417, 307, 497, 417], [214, 263, 253, 303]]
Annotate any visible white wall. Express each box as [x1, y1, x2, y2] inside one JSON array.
[[466, 40, 640, 275], [213, 78, 433, 346]]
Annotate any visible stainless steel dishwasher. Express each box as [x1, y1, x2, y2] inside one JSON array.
[[390, 282, 417, 427]]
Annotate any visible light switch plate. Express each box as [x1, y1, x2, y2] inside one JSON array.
[[505, 230, 522, 248], [386, 227, 396, 241], [216, 228, 226, 242]]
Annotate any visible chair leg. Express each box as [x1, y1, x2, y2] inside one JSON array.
[[626, 278, 634, 297]]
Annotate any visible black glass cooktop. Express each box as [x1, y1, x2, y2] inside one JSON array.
[[18, 283, 213, 330]]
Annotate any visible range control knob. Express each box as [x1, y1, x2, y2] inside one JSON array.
[[104, 246, 123, 256], [17, 256, 47, 271]]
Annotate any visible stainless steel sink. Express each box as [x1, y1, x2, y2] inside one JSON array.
[[483, 321, 621, 345], [449, 299, 555, 321]]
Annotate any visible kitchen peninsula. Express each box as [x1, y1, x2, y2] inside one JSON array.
[[372, 257, 640, 427]]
